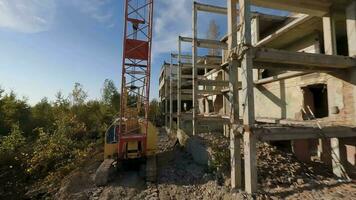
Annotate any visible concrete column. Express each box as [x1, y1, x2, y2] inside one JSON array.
[[346, 1, 356, 58], [346, 0, 356, 176], [177, 37, 182, 131], [165, 64, 168, 129], [204, 98, 209, 114], [293, 139, 311, 162], [230, 125, 241, 188], [169, 56, 173, 132], [323, 12, 348, 179], [239, 0, 257, 194], [192, 2, 198, 135], [228, 0, 242, 189], [322, 15, 337, 55]]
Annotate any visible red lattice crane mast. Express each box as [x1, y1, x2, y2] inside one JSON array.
[[118, 0, 154, 160]]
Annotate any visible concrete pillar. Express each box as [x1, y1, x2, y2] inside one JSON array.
[[323, 12, 348, 179], [346, 0, 356, 177], [239, 0, 257, 193], [346, 0, 356, 58], [293, 139, 311, 162], [192, 2, 198, 135], [169, 56, 173, 132], [165, 64, 168, 129], [230, 125, 241, 188], [204, 98, 209, 114], [227, 0, 242, 189], [177, 37, 182, 131]]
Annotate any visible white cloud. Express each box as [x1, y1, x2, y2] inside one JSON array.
[[71, 0, 114, 27], [0, 0, 56, 33], [152, 0, 226, 57], [152, 0, 192, 56]]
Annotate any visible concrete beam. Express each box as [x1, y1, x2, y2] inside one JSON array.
[[256, 14, 313, 47], [180, 36, 228, 50], [181, 63, 222, 70], [254, 71, 311, 85], [253, 48, 356, 69], [195, 1, 228, 15], [197, 80, 230, 87], [197, 90, 223, 96], [253, 61, 346, 73], [197, 38, 228, 50], [251, 0, 331, 17], [255, 126, 356, 141]]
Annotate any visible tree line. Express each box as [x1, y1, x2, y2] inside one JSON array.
[[0, 79, 162, 199]]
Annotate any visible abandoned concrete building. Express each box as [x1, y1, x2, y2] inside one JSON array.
[[159, 0, 356, 194]]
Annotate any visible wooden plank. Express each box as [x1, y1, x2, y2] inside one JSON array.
[[253, 48, 356, 69]]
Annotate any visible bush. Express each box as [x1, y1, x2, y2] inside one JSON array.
[[0, 124, 29, 199]]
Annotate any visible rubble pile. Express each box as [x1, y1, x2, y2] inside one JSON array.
[[54, 130, 356, 200]]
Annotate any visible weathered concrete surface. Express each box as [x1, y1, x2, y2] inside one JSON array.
[[177, 129, 211, 166], [95, 159, 115, 186]]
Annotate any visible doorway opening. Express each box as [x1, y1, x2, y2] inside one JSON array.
[[302, 84, 329, 119]]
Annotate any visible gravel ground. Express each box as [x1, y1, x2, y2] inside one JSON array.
[[55, 129, 356, 200]]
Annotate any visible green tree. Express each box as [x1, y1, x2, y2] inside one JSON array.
[[54, 91, 69, 107], [32, 98, 55, 132], [0, 86, 4, 98], [101, 79, 120, 113], [0, 124, 28, 199], [70, 83, 88, 105], [148, 99, 162, 126], [0, 91, 32, 136], [0, 123, 26, 153]]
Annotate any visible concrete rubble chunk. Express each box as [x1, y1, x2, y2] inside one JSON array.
[[94, 159, 115, 186]]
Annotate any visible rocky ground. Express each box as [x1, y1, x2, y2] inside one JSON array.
[[55, 129, 356, 200]]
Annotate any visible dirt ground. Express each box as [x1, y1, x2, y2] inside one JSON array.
[[55, 129, 356, 200]]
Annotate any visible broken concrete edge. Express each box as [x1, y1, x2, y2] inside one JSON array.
[[177, 129, 213, 167], [94, 159, 115, 186]]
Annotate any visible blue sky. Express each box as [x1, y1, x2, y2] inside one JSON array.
[[0, 0, 288, 105]]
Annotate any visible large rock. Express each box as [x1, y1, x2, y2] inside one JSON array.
[[94, 159, 115, 186]]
